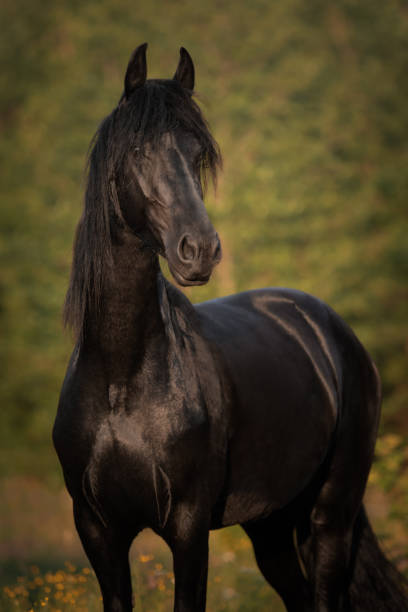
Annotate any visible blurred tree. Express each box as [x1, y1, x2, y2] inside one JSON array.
[[0, 0, 407, 479]]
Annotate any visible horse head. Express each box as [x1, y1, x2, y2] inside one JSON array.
[[115, 43, 222, 286]]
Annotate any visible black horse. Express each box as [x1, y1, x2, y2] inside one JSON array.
[[54, 44, 408, 612]]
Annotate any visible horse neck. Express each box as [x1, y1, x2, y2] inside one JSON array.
[[85, 229, 165, 380]]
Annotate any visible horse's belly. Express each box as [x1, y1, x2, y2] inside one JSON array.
[[220, 387, 335, 526], [219, 340, 337, 525]]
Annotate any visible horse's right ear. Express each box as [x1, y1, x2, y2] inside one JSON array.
[[173, 47, 195, 91], [124, 43, 148, 98]]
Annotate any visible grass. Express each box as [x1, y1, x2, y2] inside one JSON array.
[[0, 478, 284, 611], [2, 455, 407, 612], [0, 530, 285, 611]]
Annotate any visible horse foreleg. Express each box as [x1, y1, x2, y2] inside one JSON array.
[[73, 500, 134, 612], [166, 514, 209, 612]]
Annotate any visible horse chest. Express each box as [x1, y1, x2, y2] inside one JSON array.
[[80, 393, 214, 530]]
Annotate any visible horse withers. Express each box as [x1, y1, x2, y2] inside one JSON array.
[[54, 44, 408, 611]]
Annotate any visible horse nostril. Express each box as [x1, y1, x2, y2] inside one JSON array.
[[177, 234, 199, 263], [213, 235, 222, 261]]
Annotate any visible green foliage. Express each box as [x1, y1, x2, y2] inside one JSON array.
[[1, 0, 407, 480], [369, 433, 408, 532], [367, 433, 408, 568]]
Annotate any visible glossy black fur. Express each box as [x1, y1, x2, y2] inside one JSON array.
[[54, 45, 408, 611]]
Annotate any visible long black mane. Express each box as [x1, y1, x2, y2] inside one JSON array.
[[63, 79, 221, 341]]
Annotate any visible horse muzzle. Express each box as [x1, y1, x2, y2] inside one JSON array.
[[167, 232, 222, 286]]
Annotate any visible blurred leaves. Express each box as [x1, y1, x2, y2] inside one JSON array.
[[370, 434, 407, 493], [367, 433, 408, 569], [1, 0, 407, 479]]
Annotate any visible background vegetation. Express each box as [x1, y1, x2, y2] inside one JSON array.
[[1, 0, 407, 609]]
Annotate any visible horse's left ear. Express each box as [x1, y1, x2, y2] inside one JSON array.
[[173, 47, 195, 91]]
